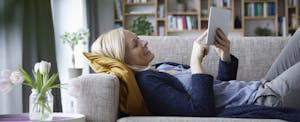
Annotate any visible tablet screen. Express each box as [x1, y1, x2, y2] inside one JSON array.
[[205, 7, 231, 45]]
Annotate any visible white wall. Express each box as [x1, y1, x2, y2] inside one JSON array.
[[51, 0, 89, 113]]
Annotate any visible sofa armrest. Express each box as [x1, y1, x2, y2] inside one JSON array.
[[72, 73, 120, 122]]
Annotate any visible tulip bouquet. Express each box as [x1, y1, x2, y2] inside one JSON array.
[[0, 60, 61, 121]]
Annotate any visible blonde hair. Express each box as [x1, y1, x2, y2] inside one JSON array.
[[91, 28, 126, 62], [91, 28, 150, 71]]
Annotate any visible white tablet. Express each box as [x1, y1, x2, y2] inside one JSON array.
[[205, 7, 231, 45]]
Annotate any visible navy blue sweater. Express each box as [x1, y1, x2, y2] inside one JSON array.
[[134, 56, 300, 121], [135, 55, 239, 117], [136, 70, 215, 116]]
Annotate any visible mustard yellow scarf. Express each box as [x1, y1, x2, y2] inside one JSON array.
[[83, 52, 150, 115]]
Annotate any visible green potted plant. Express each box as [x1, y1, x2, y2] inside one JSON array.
[[255, 27, 273, 36], [128, 16, 154, 35], [60, 29, 90, 78]]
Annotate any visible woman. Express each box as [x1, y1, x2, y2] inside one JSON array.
[[86, 28, 300, 117]]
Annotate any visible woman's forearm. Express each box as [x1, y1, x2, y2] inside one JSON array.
[[190, 58, 205, 74], [221, 53, 231, 62]]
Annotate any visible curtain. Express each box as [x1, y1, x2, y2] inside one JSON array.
[[22, 0, 62, 112], [0, 0, 23, 114], [86, 0, 114, 50], [86, 0, 100, 52], [86, 0, 114, 72]]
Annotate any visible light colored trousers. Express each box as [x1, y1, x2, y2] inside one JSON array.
[[253, 28, 300, 109]]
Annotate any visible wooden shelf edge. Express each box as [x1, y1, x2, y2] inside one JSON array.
[[157, 18, 166, 21], [200, 18, 208, 21], [244, 0, 276, 3], [114, 19, 123, 22], [244, 16, 276, 19], [288, 27, 299, 30], [167, 30, 201, 32], [124, 13, 156, 16], [167, 11, 198, 15], [231, 29, 243, 32], [125, 2, 155, 6]]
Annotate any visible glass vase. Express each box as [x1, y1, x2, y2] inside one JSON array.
[[29, 89, 53, 121]]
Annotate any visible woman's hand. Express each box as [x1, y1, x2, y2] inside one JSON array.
[[190, 31, 209, 74], [214, 28, 231, 62], [191, 31, 209, 62]]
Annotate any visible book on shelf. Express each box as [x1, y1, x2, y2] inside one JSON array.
[[278, 16, 286, 37], [168, 15, 197, 30], [158, 4, 165, 18], [211, 0, 231, 8], [115, 0, 123, 20], [263, 2, 268, 17], [127, 0, 148, 3], [177, 16, 183, 30], [168, 15, 175, 30], [244, 2, 275, 17], [129, 11, 155, 14], [186, 16, 192, 30], [288, 0, 297, 6], [158, 26, 165, 36], [291, 14, 298, 28]]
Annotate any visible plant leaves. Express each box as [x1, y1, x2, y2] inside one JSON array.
[[36, 70, 43, 92], [41, 73, 58, 93], [19, 66, 35, 88]]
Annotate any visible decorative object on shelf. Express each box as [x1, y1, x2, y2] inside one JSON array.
[[176, 0, 186, 12], [234, 16, 242, 29], [60, 29, 90, 78], [201, 9, 208, 17], [291, 13, 298, 29], [128, 16, 154, 35], [255, 27, 273, 36], [0, 60, 62, 121]]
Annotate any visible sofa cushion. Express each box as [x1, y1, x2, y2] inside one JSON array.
[[117, 116, 287, 122], [74, 74, 119, 122], [140, 36, 287, 81]]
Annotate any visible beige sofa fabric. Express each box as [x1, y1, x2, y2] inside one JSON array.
[[73, 36, 290, 122], [74, 74, 119, 122], [118, 116, 287, 122], [143, 36, 287, 81]]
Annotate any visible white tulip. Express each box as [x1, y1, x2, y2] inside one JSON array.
[[1, 69, 12, 78], [37, 60, 51, 75], [10, 71, 24, 85], [34, 62, 40, 73], [0, 78, 13, 94]]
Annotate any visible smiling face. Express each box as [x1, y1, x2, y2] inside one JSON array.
[[124, 30, 154, 66]]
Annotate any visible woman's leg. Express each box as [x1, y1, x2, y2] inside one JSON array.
[[263, 28, 300, 81], [253, 61, 300, 107], [253, 28, 300, 107]]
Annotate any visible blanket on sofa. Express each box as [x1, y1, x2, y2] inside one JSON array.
[[217, 105, 300, 121]]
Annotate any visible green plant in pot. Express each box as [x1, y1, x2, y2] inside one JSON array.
[[60, 29, 90, 78], [255, 27, 273, 36], [128, 16, 154, 35]]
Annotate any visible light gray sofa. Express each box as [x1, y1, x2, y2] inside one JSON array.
[[71, 36, 300, 122]]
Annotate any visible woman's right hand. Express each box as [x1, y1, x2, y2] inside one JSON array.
[[191, 31, 209, 63], [190, 31, 208, 74]]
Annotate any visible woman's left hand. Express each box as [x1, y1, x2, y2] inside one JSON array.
[[214, 28, 231, 62]]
